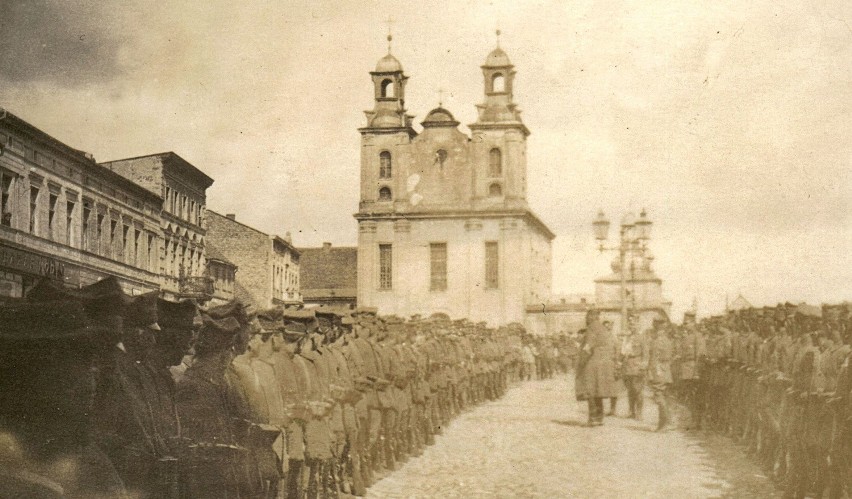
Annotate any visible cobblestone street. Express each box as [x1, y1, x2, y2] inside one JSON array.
[[367, 375, 779, 498]]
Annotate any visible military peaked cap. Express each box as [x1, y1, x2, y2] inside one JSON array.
[[197, 315, 241, 352], [123, 291, 160, 330], [25, 278, 79, 303], [206, 300, 253, 325], [158, 298, 198, 330]]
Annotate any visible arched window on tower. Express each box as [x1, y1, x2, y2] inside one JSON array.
[[489, 148, 502, 177], [378, 186, 392, 201], [489, 183, 503, 197], [492, 73, 505, 93], [381, 79, 395, 98], [379, 151, 392, 178]]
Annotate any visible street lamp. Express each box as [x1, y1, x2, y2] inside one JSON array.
[[592, 208, 653, 334]]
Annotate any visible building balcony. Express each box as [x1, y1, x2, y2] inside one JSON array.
[[179, 275, 214, 301]]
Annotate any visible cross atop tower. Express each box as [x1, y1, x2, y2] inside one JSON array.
[[384, 16, 396, 53], [437, 88, 445, 107], [496, 28, 501, 48]]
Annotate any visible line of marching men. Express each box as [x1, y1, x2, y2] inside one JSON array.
[[0, 275, 527, 499], [668, 303, 852, 499]]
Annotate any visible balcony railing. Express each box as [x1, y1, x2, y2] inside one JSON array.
[[179, 275, 214, 300]]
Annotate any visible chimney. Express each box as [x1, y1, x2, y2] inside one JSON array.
[[322, 242, 331, 251], [226, 214, 236, 220]]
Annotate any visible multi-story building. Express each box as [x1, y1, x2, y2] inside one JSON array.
[[100, 152, 214, 301], [0, 109, 162, 297], [205, 243, 237, 306], [206, 211, 301, 308], [298, 242, 357, 308], [354, 45, 554, 326]]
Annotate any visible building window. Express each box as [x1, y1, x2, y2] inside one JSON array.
[[134, 229, 141, 267], [96, 214, 105, 254], [379, 151, 392, 179], [435, 149, 448, 168], [488, 182, 502, 197], [489, 148, 502, 177], [485, 241, 499, 289], [492, 73, 505, 93], [379, 244, 392, 290], [1, 171, 13, 227], [109, 220, 117, 258], [66, 201, 75, 246], [47, 193, 58, 236], [380, 79, 394, 98], [430, 243, 447, 291], [147, 234, 155, 271], [29, 186, 39, 233], [82, 201, 91, 249], [122, 225, 130, 262], [378, 186, 392, 201]]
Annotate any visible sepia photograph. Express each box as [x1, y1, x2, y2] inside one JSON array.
[[0, 0, 850, 497]]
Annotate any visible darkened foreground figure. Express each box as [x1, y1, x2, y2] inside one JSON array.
[[0, 274, 539, 498]]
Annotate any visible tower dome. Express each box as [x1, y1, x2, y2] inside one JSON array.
[[483, 47, 512, 67], [375, 53, 403, 73], [421, 106, 460, 128]]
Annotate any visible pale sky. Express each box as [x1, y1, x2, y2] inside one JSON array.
[[1, 0, 849, 318]]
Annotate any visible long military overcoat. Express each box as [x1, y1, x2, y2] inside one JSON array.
[[575, 320, 618, 400]]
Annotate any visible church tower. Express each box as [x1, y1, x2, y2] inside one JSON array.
[[355, 38, 554, 327], [469, 44, 530, 210]]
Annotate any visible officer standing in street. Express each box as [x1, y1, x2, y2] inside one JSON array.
[[679, 311, 706, 430], [575, 309, 618, 426], [620, 314, 648, 420], [648, 316, 674, 432]]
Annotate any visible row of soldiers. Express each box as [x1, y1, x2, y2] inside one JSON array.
[[667, 303, 852, 498], [0, 276, 528, 498]]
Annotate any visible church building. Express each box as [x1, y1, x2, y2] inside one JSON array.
[[355, 42, 554, 326]]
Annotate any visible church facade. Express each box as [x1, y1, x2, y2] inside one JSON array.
[[355, 45, 554, 326]]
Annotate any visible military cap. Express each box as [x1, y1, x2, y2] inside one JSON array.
[[196, 315, 241, 352], [123, 291, 161, 330], [0, 300, 89, 341], [256, 308, 285, 332], [283, 320, 308, 336], [25, 278, 79, 303], [157, 298, 199, 330], [77, 276, 126, 317], [283, 309, 316, 321], [206, 300, 253, 325]]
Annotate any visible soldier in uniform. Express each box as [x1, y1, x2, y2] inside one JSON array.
[[175, 315, 244, 498], [620, 314, 648, 420], [0, 295, 127, 499], [92, 288, 171, 499], [575, 309, 618, 426], [647, 317, 674, 432], [679, 312, 706, 429]]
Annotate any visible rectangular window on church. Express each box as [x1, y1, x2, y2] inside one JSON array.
[[379, 244, 392, 290], [430, 243, 447, 291], [485, 241, 499, 289]]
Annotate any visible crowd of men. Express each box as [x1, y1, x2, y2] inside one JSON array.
[[575, 303, 852, 498], [0, 276, 534, 499]]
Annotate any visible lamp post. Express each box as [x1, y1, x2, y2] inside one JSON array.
[[593, 209, 653, 334]]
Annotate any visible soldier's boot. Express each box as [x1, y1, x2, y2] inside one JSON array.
[[349, 450, 366, 496], [285, 459, 304, 499], [323, 458, 339, 499], [607, 397, 618, 416], [384, 436, 397, 471]]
